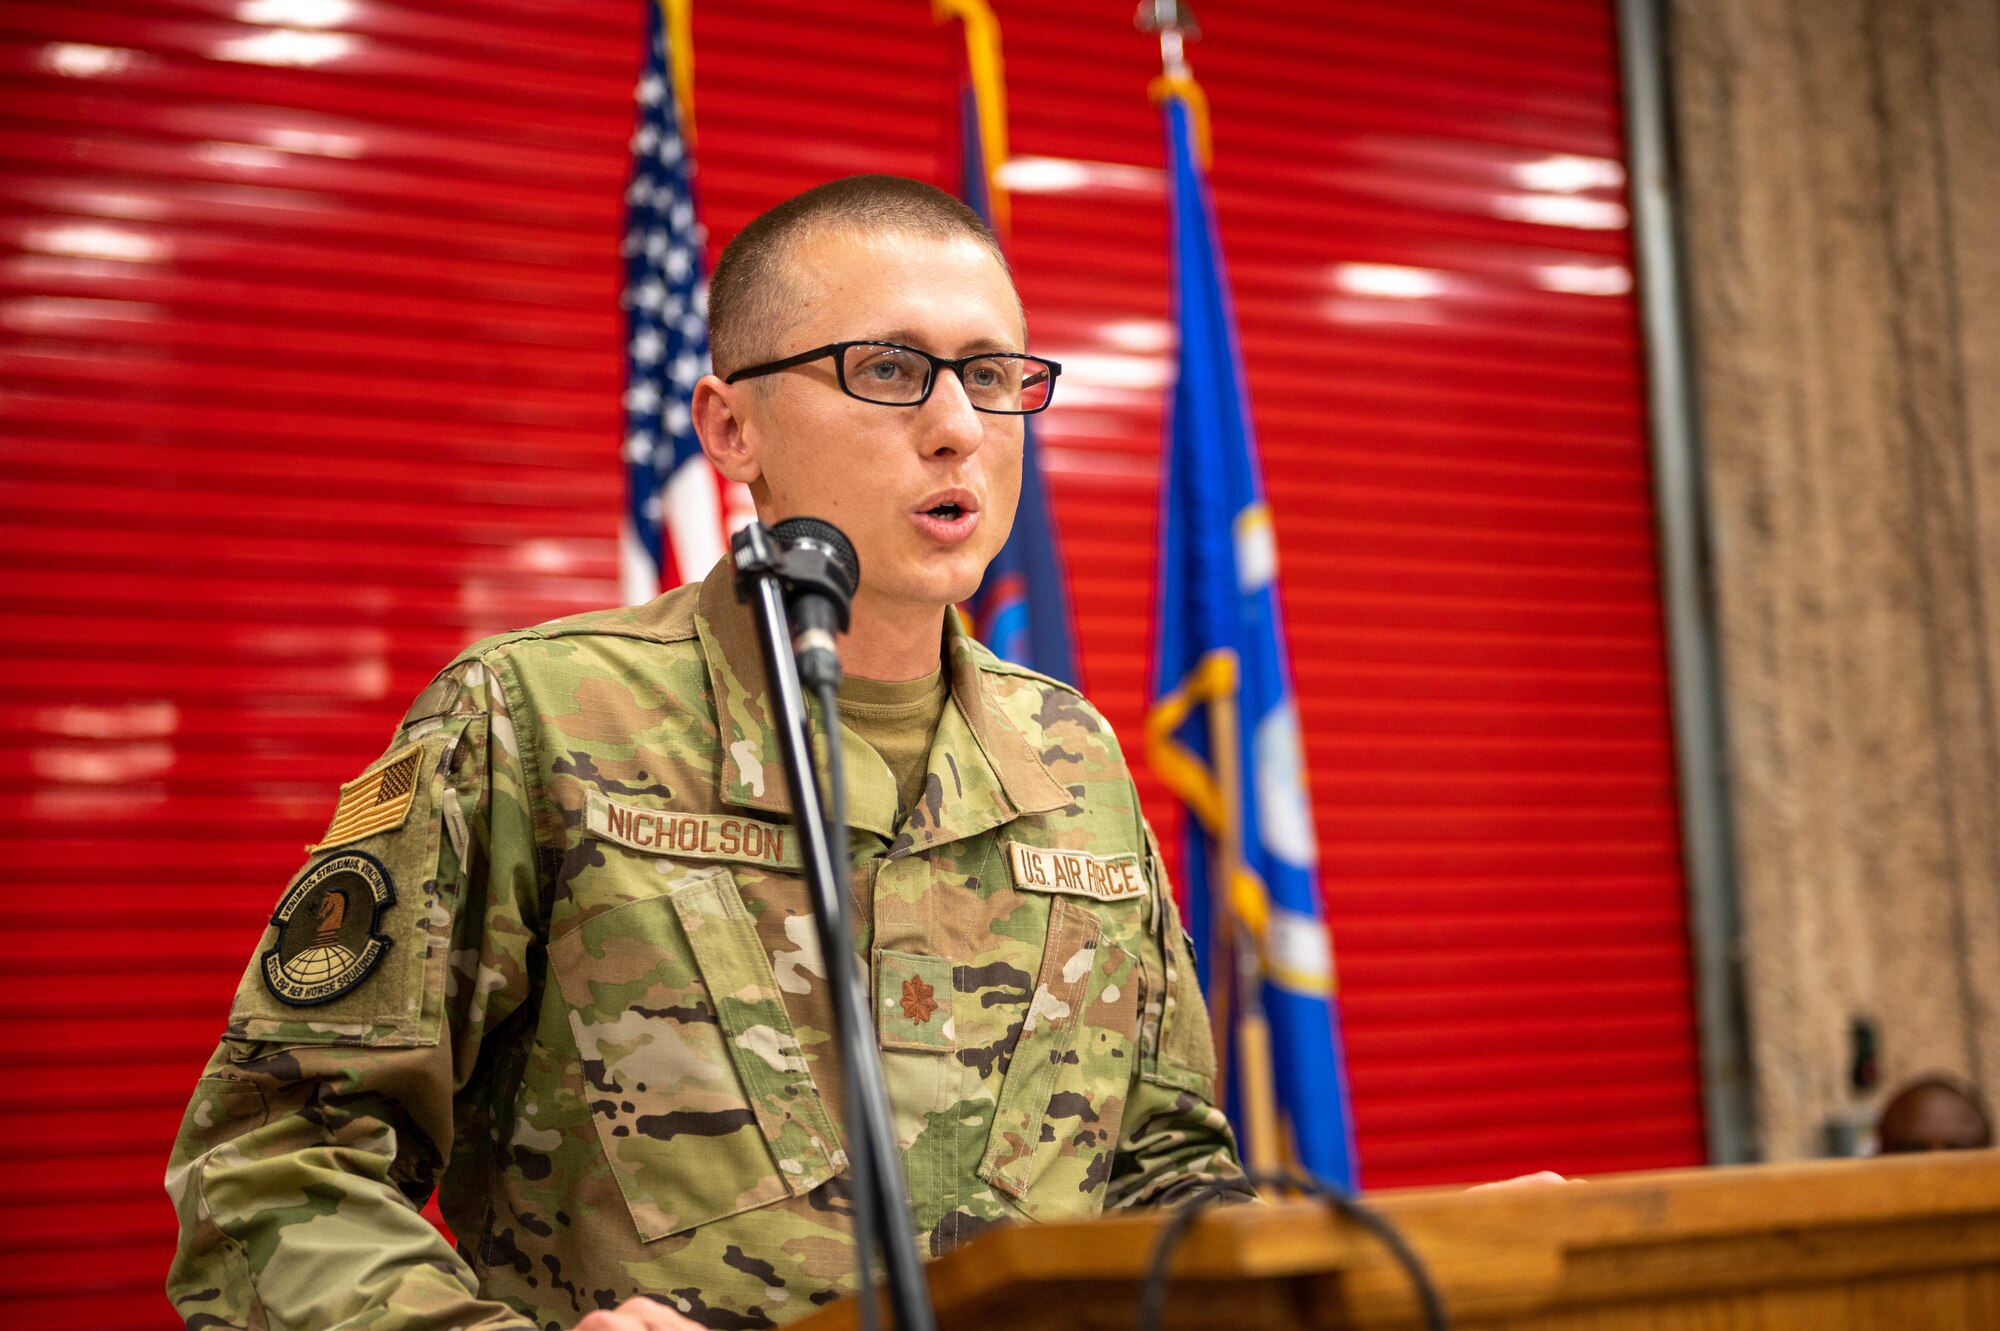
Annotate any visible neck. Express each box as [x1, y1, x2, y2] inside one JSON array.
[[839, 590, 946, 681]]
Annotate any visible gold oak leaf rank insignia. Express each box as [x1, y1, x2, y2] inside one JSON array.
[[900, 975, 939, 1025]]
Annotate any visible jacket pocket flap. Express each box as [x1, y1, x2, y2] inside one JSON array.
[[669, 871, 847, 1193]]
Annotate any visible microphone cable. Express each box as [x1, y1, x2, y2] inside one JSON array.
[[1138, 1167, 1449, 1331]]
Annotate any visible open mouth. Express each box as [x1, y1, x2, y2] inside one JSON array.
[[912, 492, 980, 543]]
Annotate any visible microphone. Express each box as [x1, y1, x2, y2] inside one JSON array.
[[767, 517, 859, 691]]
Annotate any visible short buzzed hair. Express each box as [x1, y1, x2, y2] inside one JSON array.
[[707, 174, 1014, 377]]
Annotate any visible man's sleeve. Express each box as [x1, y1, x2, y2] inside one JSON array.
[[164, 656, 545, 1330], [1104, 810, 1257, 1211]]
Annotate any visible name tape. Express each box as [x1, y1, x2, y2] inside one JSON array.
[[587, 793, 799, 871], [1005, 842, 1146, 903]]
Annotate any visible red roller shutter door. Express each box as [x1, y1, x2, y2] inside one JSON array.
[[0, 1, 1703, 1323]]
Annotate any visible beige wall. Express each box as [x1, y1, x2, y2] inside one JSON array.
[[1668, 0, 2000, 1159]]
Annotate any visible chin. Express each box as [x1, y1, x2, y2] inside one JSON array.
[[863, 531, 1003, 611], [902, 556, 991, 611], [946, 547, 1004, 603]]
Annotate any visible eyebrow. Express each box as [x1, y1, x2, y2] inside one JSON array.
[[868, 330, 1022, 357]]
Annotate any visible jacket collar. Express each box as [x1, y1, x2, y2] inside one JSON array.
[[692, 556, 1071, 846]]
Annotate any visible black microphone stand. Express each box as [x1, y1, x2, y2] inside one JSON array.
[[731, 523, 936, 1331]]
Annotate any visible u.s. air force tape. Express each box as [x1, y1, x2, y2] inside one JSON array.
[[1005, 841, 1146, 902], [586, 791, 801, 871]]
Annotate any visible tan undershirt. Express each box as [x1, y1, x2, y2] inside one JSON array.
[[838, 666, 948, 826]]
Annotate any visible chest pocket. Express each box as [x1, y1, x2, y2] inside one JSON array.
[[977, 897, 1141, 1220], [548, 864, 844, 1241]]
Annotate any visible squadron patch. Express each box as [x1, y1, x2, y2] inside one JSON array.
[[315, 743, 425, 850], [261, 850, 396, 1006]]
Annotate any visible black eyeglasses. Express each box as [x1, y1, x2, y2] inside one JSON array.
[[723, 340, 1061, 414]]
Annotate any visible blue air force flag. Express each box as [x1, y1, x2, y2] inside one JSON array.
[[1146, 87, 1360, 1189]]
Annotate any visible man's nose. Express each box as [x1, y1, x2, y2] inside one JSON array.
[[919, 369, 985, 456]]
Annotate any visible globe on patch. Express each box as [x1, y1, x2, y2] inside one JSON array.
[[284, 943, 360, 986]]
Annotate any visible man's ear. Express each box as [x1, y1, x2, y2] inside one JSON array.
[[692, 374, 761, 485]]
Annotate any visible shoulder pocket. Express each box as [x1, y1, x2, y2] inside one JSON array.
[[549, 864, 844, 1241], [1147, 888, 1217, 1095], [225, 724, 469, 1049], [978, 897, 1140, 1220]]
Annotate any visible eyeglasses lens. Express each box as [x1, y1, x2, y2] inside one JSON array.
[[961, 356, 1052, 413], [841, 344, 930, 404]]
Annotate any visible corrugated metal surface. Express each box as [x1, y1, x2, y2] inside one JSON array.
[[0, 0, 1701, 1322], [2, 4, 636, 1321]]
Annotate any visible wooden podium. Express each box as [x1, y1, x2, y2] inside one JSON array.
[[790, 1151, 2000, 1329]]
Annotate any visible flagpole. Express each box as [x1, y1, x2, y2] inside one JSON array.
[[1138, 0, 1194, 76], [1206, 659, 1283, 1173]]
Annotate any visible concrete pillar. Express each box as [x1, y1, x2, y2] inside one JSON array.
[[1668, 0, 2000, 1159]]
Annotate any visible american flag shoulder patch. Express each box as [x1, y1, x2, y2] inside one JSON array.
[[315, 743, 426, 850]]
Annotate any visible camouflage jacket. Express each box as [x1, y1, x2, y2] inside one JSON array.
[[166, 559, 1245, 1330]]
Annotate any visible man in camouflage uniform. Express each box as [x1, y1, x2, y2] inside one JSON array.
[[166, 175, 1245, 1331]]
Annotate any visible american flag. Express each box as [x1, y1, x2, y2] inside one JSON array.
[[619, 0, 741, 603]]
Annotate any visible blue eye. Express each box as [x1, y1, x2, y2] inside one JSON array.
[[842, 346, 928, 401]]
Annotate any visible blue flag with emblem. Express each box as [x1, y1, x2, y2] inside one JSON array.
[[941, 0, 1078, 683], [1145, 84, 1359, 1189]]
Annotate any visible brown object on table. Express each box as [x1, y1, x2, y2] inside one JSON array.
[[789, 1151, 2000, 1330]]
